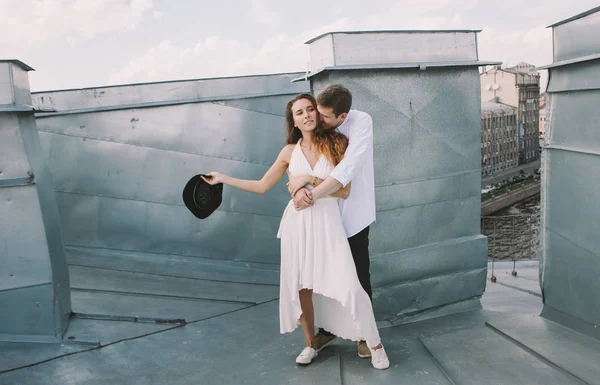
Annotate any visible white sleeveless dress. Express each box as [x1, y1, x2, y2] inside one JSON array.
[[276, 140, 381, 347]]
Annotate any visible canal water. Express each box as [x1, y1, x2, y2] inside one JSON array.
[[482, 194, 541, 260]]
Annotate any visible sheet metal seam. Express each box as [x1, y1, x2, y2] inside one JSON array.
[[0, 281, 52, 294], [545, 145, 600, 157], [55, 190, 282, 218], [66, 245, 282, 270], [545, 228, 600, 261], [33, 91, 302, 117], [375, 267, 487, 291], [37, 130, 276, 167], [70, 287, 259, 305], [485, 322, 592, 385], [417, 336, 458, 385], [68, 263, 279, 287]]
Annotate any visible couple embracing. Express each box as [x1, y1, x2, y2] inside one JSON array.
[[203, 84, 390, 370]]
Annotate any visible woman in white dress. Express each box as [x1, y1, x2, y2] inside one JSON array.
[[202, 93, 390, 370]]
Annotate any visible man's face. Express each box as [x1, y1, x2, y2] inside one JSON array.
[[317, 104, 346, 130]]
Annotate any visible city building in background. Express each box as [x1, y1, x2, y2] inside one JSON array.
[[539, 92, 547, 137], [481, 99, 519, 176], [480, 62, 540, 165]]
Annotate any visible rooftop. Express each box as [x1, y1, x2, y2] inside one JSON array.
[[3, 260, 598, 385], [482, 100, 518, 114]]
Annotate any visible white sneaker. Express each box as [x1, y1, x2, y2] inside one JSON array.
[[295, 347, 318, 365], [370, 346, 390, 370]]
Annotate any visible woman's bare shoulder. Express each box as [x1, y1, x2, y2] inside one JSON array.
[[279, 143, 296, 161]]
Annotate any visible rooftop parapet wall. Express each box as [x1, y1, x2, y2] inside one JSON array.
[[539, 7, 600, 333], [31, 73, 310, 264]]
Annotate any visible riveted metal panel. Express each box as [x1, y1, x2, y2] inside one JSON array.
[[0, 284, 56, 336], [0, 185, 53, 292], [33, 74, 308, 263]]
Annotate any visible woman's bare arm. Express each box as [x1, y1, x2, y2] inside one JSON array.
[[203, 145, 294, 195]]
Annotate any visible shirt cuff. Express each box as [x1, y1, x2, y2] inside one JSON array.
[[329, 167, 351, 188]]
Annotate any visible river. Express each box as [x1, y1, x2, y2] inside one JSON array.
[[482, 194, 541, 260]]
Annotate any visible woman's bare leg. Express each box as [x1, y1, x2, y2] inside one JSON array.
[[298, 289, 316, 348]]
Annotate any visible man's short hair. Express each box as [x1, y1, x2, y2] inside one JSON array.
[[317, 84, 352, 117]]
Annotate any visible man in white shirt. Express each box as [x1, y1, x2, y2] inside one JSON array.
[[290, 84, 376, 359]]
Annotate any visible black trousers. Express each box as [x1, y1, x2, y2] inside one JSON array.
[[319, 226, 372, 336]]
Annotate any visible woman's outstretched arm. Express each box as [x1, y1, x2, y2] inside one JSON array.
[[202, 144, 294, 195]]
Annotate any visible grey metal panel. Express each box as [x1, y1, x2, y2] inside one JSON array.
[[546, 58, 600, 91], [0, 284, 56, 336], [305, 31, 479, 76], [371, 235, 487, 288], [543, 221, 600, 327], [71, 290, 247, 322], [373, 268, 486, 320], [540, 22, 600, 330], [0, 114, 30, 180], [54, 192, 282, 263], [309, 33, 335, 74], [11, 64, 32, 106], [34, 89, 302, 263], [331, 31, 478, 66], [372, 197, 481, 256], [537, 52, 600, 70], [66, 246, 280, 285], [314, 68, 482, 185], [312, 65, 487, 318], [553, 8, 600, 62], [305, 29, 482, 44], [488, 315, 600, 385], [340, 338, 453, 384], [1, 62, 71, 341], [0, 185, 52, 291], [69, 265, 279, 304], [0, 62, 12, 105], [31, 72, 308, 112], [17, 114, 72, 335], [36, 100, 289, 167], [420, 327, 581, 385], [546, 91, 600, 150], [293, 61, 502, 82], [375, 170, 480, 212]]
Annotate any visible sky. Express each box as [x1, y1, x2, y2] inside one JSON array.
[[2, 0, 598, 92]]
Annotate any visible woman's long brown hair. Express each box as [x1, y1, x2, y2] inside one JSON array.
[[285, 93, 348, 166]]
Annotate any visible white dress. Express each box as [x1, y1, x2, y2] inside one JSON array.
[[276, 140, 381, 348]]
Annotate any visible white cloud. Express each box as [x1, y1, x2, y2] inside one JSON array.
[[108, 35, 307, 85], [153, 10, 163, 20], [0, 0, 155, 54], [251, 0, 282, 28]]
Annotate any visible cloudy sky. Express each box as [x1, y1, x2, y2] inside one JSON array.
[[2, 0, 598, 91]]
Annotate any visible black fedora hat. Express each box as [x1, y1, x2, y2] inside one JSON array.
[[182, 174, 223, 219]]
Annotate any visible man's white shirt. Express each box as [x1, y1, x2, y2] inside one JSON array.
[[329, 110, 376, 238]]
